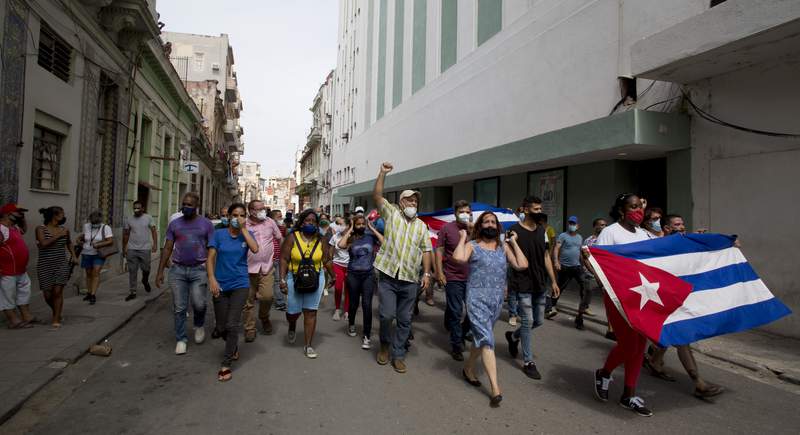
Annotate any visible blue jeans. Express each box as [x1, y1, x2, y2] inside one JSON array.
[[378, 272, 418, 360], [444, 281, 470, 351], [273, 265, 286, 308], [507, 289, 519, 317], [512, 291, 546, 363], [170, 264, 208, 342]]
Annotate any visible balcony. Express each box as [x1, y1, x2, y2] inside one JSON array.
[[91, 0, 161, 49], [631, 0, 800, 83], [306, 127, 322, 147]]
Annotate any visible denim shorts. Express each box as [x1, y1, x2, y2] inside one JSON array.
[[81, 254, 105, 269], [286, 271, 325, 314]]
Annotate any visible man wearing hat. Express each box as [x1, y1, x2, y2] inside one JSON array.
[[0, 203, 35, 328], [354, 206, 365, 216], [372, 162, 433, 373], [548, 215, 589, 329]]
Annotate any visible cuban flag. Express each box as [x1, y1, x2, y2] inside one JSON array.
[[587, 234, 791, 347], [418, 202, 518, 248]]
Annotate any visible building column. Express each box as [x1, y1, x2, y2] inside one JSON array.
[[0, 0, 28, 205]]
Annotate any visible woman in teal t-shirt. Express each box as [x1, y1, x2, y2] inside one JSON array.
[[207, 203, 258, 382]]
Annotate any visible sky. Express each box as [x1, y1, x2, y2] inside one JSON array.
[[156, 0, 339, 178]]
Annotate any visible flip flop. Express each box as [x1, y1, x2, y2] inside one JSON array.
[[232, 348, 240, 361], [9, 321, 34, 329], [48, 323, 62, 331], [217, 368, 232, 382], [694, 384, 725, 399]]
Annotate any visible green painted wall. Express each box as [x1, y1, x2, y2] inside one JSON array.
[[412, 0, 427, 94], [441, 0, 458, 72], [377, 0, 388, 120], [499, 172, 526, 210], [566, 161, 619, 237], [453, 181, 473, 204], [477, 0, 503, 46], [393, 0, 405, 108]]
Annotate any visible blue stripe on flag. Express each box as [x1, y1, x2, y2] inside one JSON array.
[[680, 262, 760, 292], [597, 233, 736, 259], [658, 298, 792, 346]]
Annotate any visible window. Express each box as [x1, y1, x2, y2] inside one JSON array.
[[528, 168, 565, 233], [37, 22, 72, 83], [31, 126, 64, 190], [194, 52, 205, 71], [474, 177, 499, 206]]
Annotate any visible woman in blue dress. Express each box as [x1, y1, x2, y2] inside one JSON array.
[[453, 211, 528, 407]]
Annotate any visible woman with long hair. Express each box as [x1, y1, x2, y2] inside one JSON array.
[[452, 211, 528, 407], [279, 209, 334, 358], [207, 203, 258, 381], [337, 215, 383, 349], [36, 206, 77, 329]]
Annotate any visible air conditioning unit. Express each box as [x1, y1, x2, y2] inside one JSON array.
[[212, 63, 221, 72]]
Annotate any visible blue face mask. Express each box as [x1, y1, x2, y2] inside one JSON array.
[[230, 218, 241, 229], [568, 224, 578, 232], [182, 206, 196, 218], [220, 217, 229, 226], [651, 219, 662, 232], [518, 213, 525, 221], [301, 224, 317, 235]]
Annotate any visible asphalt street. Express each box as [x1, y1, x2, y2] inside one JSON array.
[[4, 289, 799, 435]]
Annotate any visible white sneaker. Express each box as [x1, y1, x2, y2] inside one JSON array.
[[361, 336, 371, 350], [509, 316, 518, 327], [194, 327, 205, 344], [175, 341, 187, 355], [332, 309, 341, 321], [304, 346, 318, 359], [343, 311, 349, 322]]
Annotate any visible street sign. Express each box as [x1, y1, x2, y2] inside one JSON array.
[[183, 161, 200, 174]]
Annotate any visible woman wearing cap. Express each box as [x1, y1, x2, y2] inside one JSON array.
[[452, 211, 528, 407], [77, 211, 114, 305], [36, 206, 77, 329]]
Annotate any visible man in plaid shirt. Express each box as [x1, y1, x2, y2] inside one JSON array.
[[372, 162, 433, 373]]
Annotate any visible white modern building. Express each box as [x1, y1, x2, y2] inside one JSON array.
[[328, 0, 800, 338]]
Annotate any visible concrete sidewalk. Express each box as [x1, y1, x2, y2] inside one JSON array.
[[0, 263, 166, 423], [552, 286, 800, 385]]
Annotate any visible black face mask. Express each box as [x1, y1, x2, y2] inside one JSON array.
[[353, 227, 366, 235], [528, 212, 547, 222], [480, 227, 499, 239], [58, 217, 67, 225]]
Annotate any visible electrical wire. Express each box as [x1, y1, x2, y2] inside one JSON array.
[[683, 91, 800, 138], [642, 95, 683, 111]]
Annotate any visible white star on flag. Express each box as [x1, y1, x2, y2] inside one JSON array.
[[630, 272, 664, 310]]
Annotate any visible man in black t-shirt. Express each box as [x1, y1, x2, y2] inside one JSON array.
[[504, 196, 560, 380]]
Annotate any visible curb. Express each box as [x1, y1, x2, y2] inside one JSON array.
[[556, 305, 800, 385], [0, 286, 166, 425]]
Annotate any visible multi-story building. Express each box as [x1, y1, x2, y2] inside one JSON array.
[[162, 31, 245, 210], [0, 0, 231, 283], [237, 161, 262, 204], [327, 0, 800, 338], [264, 176, 296, 214], [297, 71, 335, 212]]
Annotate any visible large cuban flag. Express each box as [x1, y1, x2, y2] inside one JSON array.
[[418, 202, 518, 248], [587, 233, 791, 347]]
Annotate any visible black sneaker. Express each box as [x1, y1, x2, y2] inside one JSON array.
[[594, 370, 611, 402], [523, 362, 542, 380], [83, 294, 91, 301], [604, 331, 617, 341], [505, 331, 519, 358], [451, 349, 464, 361], [545, 308, 558, 319], [125, 292, 137, 302], [620, 396, 653, 417], [142, 280, 152, 293], [89, 294, 96, 305], [575, 315, 585, 330]]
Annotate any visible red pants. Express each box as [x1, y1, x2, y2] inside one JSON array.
[[602, 295, 647, 388], [333, 263, 349, 311]]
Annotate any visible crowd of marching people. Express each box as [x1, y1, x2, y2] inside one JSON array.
[[0, 161, 730, 413]]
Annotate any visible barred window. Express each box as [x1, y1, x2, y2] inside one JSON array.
[[37, 22, 72, 82], [31, 126, 63, 191]]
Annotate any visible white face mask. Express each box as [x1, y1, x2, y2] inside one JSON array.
[[518, 213, 525, 221], [457, 212, 471, 224], [403, 207, 417, 219], [255, 210, 267, 221], [568, 224, 578, 232]]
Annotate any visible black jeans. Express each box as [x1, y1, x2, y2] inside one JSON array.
[[549, 266, 590, 311], [444, 281, 471, 351], [347, 270, 376, 337], [212, 287, 248, 366]]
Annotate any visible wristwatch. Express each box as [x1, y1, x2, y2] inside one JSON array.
[[423, 272, 432, 278]]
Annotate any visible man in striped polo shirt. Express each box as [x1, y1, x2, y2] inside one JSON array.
[[372, 162, 433, 374]]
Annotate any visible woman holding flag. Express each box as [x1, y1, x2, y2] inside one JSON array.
[[588, 193, 655, 417]]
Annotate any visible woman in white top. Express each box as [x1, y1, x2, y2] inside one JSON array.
[[77, 211, 114, 305]]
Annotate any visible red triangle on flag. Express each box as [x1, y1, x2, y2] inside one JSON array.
[[588, 247, 693, 343]]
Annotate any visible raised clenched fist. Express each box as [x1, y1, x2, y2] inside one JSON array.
[[380, 162, 394, 174]]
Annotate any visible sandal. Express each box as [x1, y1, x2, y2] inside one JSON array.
[[643, 358, 676, 382], [217, 368, 232, 382], [693, 383, 725, 399], [8, 321, 34, 329], [48, 323, 62, 331]]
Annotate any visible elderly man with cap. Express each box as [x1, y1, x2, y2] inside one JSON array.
[[372, 162, 433, 373], [0, 203, 35, 328], [548, 215, 590, 329]]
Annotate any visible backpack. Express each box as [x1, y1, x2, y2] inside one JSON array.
[[293, 236, 321, 293]]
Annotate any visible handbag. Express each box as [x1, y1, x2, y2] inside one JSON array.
[[96, 225, 119, 259], [293, 236, 321, 294]]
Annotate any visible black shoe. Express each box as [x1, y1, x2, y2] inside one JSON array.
[[575, 315, 585, 330], [523, 362, 541, 380], [605, 331, 617, 341], [545, 308, 558, 319], [464, 332, 474, 343], [211, 328, 222, 339], [490, 394, 503, 408], [462, 369, 481, 387], [89, 295, 96, 305], [125, 292, 137, 302], [451, 350, 464, 361], [594, 369, 611, 402], [620, 396, 653, 417], [83, 294, 91, 301], [505, 331, 519, 358], [413, 302, 420, 316], [142, 280, 152, 293]]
